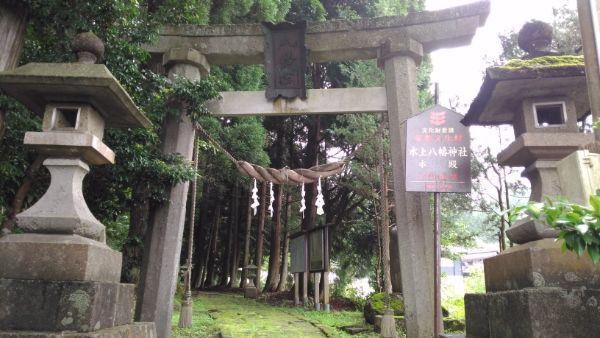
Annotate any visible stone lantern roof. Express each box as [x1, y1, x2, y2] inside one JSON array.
[[0, 62, 151, 129], [462, 55, 589, 126]]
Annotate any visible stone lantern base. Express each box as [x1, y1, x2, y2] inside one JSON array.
[[465, 239, 600, 337], [0, 234, 156, 337], [0, 322, 156, 338]]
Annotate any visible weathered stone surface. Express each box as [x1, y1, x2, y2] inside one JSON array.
[[244, 286, 258, 299], [497, 133, 593, 167], [114, 284, 136, 326], [146, 1, 489, 64], [0, 322, 156, 338], [463, 63, 589, 126], [512, 97, 579, 137], [206, 87, 387, 117], [0, 234, 121, 283], [72, 32, 105, 64], [42, 103, 106, 139], [137, 59, 198, 338], [484, 239, 600, 292], [384, 43, 435, 338], [557, 150, 600, 206], [578, 0, 600, 142], [506, 219, 559, 245], [163, 47, 209, 76], [15, 159, 107, 242], [0, 63, 150, 129], [24, 132, 115, 165], [464, 293, 489, 338], [0, 279, 133, 332], [466, 287, 600, 338]]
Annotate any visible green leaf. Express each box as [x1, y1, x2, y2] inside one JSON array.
[[588, 245, 600, 264], [590, 195, 600, 213]]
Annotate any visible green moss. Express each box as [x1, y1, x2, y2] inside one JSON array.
[[368, 292, 405, 316], [498, 55, 584, 71]]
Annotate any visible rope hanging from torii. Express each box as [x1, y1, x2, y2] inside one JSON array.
[[194, 123, 346, 185], [194, 122, 345, 218]]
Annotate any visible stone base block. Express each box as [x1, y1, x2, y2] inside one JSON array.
[[0, 279, 135, 332], [0, 234, 122, 283], [244, 286, 258, 299], [0, 322, 156, 338], [506, 218, 559, 244], [465, 287, 600, 338], [484, 239, 600, 292]]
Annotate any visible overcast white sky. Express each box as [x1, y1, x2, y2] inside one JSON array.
[[426, 0, 577, 152], [427, 0, 577, 111]]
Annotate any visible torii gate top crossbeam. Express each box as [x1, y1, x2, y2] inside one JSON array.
[[146, 1, 490, 65]]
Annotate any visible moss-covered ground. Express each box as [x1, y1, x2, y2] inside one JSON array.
[[171, 292, 387, 338]]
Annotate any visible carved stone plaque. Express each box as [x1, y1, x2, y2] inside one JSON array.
[[262, 21, 307, 100]]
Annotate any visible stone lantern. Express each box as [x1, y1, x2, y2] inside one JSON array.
[[243, 264, 259, 299], [463, 21, 594, 244], [0, 33, 155, 337], [462, 22, 600, 337]]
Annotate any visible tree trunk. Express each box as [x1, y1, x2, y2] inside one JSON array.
[[0, 2, 28, 143], [121, 182, 151, 284], [277, 193, 292, 291], [192, 183, 211, 289], [0, 2, 27, 70], [228, 181, 240, 287], [254, 183, 267, 289], [496, 175, 507, 252], [1, 154, 46, 231], [374, 202, 383, 293], [264, 185, 283, 292], [219, 194, 234, 286], [301, 115, 321, 230], [240, 191, 253, 288], [204, 204, 221, 287]]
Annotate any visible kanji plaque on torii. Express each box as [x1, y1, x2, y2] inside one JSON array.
[[405, 104, 471, 193], [262, 21, 307, 100]]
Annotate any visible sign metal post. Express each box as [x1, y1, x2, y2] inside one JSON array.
[[406, 103, 471, 337]]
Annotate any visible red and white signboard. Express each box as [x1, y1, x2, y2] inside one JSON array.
[[405, 104, 471, 193]]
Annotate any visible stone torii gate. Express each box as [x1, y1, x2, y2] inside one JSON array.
[[141, 2, 489, 337]]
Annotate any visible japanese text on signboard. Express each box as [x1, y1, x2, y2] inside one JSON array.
[[405, 105, 471, 193]]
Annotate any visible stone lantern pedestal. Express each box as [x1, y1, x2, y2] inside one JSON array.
[[0, 34, 155, 337], [461, 23, 599, 337], [243, 265, 259, 299]]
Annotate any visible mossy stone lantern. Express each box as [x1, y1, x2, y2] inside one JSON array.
[[463, 22, 600, 338], [244, 264, 259, 299], [0, 33, 156, 336], [0, 33, 151, 242], [462, 23, 594, 244]]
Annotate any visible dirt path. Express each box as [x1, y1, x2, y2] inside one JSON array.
[[199, 292, 328, 338]]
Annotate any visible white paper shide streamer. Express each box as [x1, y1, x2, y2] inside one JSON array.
[[299, 182, 306, 218], [268, 182, 274, 218], [251, 178, 260, 216], [315, 177, 325, 215]]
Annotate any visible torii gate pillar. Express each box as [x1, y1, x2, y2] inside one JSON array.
[[381, 38, 435, 337], [137, 47, 209, 338]]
